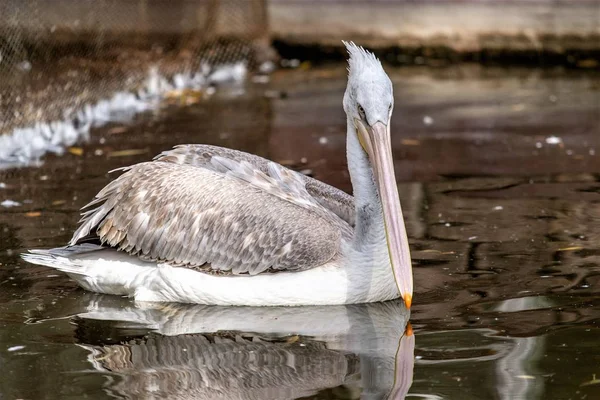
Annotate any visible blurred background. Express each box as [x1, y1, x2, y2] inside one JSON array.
[[0, 1, 599, 399]]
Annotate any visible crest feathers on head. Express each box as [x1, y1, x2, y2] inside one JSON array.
[[342, 40, 383, 77]]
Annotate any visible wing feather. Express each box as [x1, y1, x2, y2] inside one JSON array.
[[155, 144, 356, 226], [70, 159, 349, 275]]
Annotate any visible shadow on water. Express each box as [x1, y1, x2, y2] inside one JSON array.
[[0, 64, 599, 399]]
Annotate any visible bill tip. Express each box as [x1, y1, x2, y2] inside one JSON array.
[[403, 293, 412, 309]]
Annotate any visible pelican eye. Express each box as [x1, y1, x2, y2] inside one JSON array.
[[358, 105, 366, 119]]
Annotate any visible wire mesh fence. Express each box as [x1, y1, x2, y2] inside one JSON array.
[[0, 0, 270, 167]]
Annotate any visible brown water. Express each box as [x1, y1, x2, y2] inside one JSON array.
[[1, 64, 599, 399]]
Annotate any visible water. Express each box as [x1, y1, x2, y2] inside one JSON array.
[[1, 64, 599, 399]]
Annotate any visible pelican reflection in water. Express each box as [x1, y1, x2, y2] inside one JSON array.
[[23, 41, 413, 308], [74, 297, 413, 399]]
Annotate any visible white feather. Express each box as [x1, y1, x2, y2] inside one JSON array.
[[22, 245, 399, 306]]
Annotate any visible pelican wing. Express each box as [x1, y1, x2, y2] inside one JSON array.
[[155, 144, 356, 226], [70, 157, 349, 275]]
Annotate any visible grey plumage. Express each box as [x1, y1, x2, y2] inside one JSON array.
[[155, 145, 355, 226], [70, 145, 354, 275]]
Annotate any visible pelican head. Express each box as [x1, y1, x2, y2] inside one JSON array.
[[342, 41, 413, 308]]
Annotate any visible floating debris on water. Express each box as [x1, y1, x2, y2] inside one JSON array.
[[1, 200, 21, 208], [401, 138, 421, 146], [423, 115, 434, 125], [107, 126, 128, 135], [107, 148, 150, 158], [557, 246, 584, 252], [545, 136, 562, 145], [7, 345, 25, 352], [68, 147, 84, 156], [281, 59, 301, 68], [516, 375, 536, 380]]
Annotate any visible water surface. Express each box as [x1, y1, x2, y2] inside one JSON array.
[[1, 64, 599, 399]]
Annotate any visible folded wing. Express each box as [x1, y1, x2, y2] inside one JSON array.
[[155, 144, 356, 226], [70, 157, 350, 275]]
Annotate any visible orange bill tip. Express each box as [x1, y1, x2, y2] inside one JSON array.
[[404, 322, 413, 336], [403, 293, 412, 309]]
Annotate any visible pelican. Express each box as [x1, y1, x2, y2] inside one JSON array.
[[22, 41, 413, 308]]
